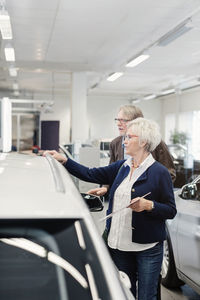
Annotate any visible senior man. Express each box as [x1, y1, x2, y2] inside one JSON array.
[[89, 105, 175, 197]]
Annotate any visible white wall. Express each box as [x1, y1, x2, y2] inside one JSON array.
[[136, 98, 163, 135], [39, 94, 164, 144], [40, 96, 70, 145], [162, 87, 200, 115], [87, 87, 200, 143], [87, 95, 163, 140], [3, 86, 200, 145], [31, 86, 200, 145], [87, 95, 128, 140]]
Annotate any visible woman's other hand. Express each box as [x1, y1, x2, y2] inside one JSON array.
[[87, 186, 108, 196], [129, 197, 153, 212], [43, 150, 67, 164]]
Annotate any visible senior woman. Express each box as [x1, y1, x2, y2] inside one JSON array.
[[43, 118, 176, 300]]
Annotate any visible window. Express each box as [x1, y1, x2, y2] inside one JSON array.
[[165, 111, 200, 160], [165, 111, 200, 187]]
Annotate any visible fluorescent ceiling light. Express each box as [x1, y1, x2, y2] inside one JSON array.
[[179, 80, 200, 90], [11, 99, 54, 105], [0, 10, 12, 39], [143, 94, 156, 100], [131, 99, 140, 104], [9, 67, 17, 77], [34, 68, 43, 73], [13, 90, 20, 96], [4, 46, 15, 61], [160, 88, 175, 95], [126, 54, 150, 68], [158, 24, 192, 47], [13, 83, 18, 90], [107, 72, 123, 82], [0, 167, 5, 174]]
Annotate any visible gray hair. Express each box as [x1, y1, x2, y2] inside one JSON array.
[[127, 118, 161, 152], [119, 105, 144, 120]]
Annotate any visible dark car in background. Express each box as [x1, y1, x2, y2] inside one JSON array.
[[168, 144, 200, 188]]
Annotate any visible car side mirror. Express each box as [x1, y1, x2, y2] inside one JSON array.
[[181, 183, 197, 199], [119, 271, 131, 289], [118, 271, 135, 299], [81, 193, 104, 212]]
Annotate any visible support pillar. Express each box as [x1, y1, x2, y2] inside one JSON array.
[[70, 72, 88, 143]]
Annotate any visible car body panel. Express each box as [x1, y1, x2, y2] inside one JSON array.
[[166, 181, 200, 294], [176, 198, 200, 285], [0, 152, 88, 219], [0, 152, 134, 300]]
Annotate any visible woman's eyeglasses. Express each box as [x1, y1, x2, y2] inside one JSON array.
[[124, 134, 138, 141], [114, 118, 130, 124]]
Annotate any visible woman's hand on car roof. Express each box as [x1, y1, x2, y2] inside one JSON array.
[[43, 150, 67, 164]]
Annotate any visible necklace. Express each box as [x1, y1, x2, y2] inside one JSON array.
[[131, 159, 139, 168], [129, 159, 139, 179]]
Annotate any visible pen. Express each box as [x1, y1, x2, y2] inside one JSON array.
[[99, 192, 151, 222]]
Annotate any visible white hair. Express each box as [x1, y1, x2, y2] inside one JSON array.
[[127, 117, 161, 152]]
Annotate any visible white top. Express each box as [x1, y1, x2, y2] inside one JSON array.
[[108, 154, 158, 251]]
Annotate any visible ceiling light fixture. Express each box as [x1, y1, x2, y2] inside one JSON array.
[[160, 88, 175, 96], [9, 67, 17, 77], [158, 22, 192, 47], [13, 83, 18, 90], [107, 72, 124, 82], [13, 90, 20, 96], [0, 4, 12, 39], [34, 68, 43, 73], [126, 54, 150, 68], [143, 94, 156, 101], [131, 99, 140, 104], [179, 80, 200, 90], [4, 45, 15, 61]]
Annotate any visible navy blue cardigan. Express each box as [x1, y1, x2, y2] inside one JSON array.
[[64, 158, 176, 244]]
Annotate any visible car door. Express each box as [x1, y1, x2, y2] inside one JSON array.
[[176, 179, 200, 285]]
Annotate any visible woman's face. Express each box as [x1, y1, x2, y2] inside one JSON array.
[[123, 127, 145, 156]]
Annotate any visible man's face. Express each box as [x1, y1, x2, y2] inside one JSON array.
[[115, 110, 131, 136]]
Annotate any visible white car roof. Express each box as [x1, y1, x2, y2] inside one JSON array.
[[0, 152, 89, 219]]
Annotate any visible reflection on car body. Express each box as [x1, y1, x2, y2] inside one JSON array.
[[0, 152, 134, 300], [161, 175, 200, 295]]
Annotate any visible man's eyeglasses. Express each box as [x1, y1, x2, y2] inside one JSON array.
[[114, 118, 130, 124], [124, 134, 138, 141]]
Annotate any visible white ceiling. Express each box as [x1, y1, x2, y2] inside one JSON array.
[[0, 0, 200, 100]]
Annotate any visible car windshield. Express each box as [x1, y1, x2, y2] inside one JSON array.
[[0, 219, 112, 300]]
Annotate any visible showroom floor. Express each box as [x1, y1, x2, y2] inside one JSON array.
[[91, 203, 200, 300], [161, 285, 200, 299]]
